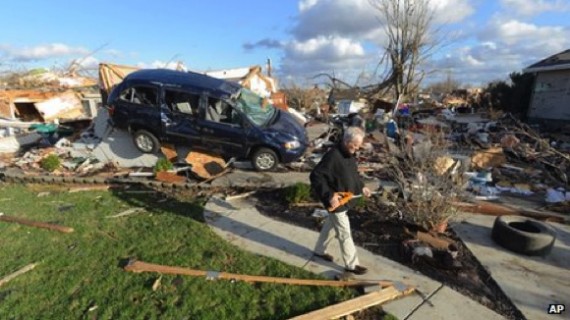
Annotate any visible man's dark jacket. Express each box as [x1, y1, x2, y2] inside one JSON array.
[[310, 144, 364, 213]]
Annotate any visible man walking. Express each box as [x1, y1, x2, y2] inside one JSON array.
[[310, 126, 371, 275]]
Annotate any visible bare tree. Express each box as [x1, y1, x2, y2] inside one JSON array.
[[369, 0, 441, 99]]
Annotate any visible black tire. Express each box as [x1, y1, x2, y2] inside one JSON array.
[[133, 129, 159, 154], [491, 215, 557, 256], [251, 148, 278, 171]]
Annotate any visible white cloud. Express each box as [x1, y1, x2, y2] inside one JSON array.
[[500, 0, 570, 16], [78, 56, 99, 69], [429, 0, 474, 23], [481, 19, 569, 55], [272, 0, 475, 85], [285, 36, 366, 60], [292, 0, 473, 42], [0, 43, 90, 62], [428, 18, 570, 86], [299, 0, 319, 12], [136, 60, 186, 70], [292, 0, 380, 41], [278, 36, 374, 84]]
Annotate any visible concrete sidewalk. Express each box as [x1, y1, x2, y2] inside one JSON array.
[[453, 214, 570, 320], [203, 195, 505, 320]]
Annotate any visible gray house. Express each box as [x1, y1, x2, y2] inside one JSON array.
[[524, 49, 570, 125]]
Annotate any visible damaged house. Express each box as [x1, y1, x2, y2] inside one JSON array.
[[524, 48, 570, 126]]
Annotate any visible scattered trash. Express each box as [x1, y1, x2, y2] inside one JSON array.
[[545, 188, 570, 203]]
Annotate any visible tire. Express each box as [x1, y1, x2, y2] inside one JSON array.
[[491, 215, 557, 256], [251, 148, 278, 171], [133, 129, 159, 154]]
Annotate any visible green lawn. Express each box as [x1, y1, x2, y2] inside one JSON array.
[[0, 182, 361, 320]]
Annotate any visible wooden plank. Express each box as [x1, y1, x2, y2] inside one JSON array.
[[225, 191, 257, 201], [0, 214, 74, 233], [185, 151, 226, 180], [160, 144, 178, 162], [0, 263, 38, 287], [155, 171, 186, 183], [289, 286, 414, 320], [124, 260, 393, 288], [452, 201, 566, 223], [68, 185, 111, 193], [416, 231, 453, 250]]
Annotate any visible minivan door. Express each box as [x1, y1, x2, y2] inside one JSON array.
[[161, 88, 202, 148], [197, 94, 248, 159], [114, 84, 161, 131]]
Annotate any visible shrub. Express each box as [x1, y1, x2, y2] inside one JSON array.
[[386, 131, 462, 231], [355, 195, 367, 208], [154, 158, 174, 173], [41, 154, 61, 172], [284, 182, 312, 204]]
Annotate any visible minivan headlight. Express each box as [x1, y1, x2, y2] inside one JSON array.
[[284, 140, 301, 150]]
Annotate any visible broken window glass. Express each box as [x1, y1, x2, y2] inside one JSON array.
[[164, 89, 199, 116], [235, 88, 276, 126], [119, 86, 158, 106]]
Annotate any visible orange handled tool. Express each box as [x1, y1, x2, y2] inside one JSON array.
[[327, 191, 380, 212]]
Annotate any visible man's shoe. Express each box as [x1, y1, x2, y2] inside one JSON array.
[[314, 253, 334, 262], [345, 265, 368, 275]]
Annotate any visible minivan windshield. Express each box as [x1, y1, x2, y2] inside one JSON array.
[[235, 88, 276, 126]]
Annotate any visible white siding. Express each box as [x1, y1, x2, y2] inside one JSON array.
[[528, 70, 570, 120]]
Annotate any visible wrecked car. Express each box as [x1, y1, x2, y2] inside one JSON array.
[[106, 69, 308, 171]]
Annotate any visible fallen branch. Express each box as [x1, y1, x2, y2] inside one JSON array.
[[124, 260, 393, 288], [290, 286, 415, 320], [0, 213, 74, 233], [0, 263, 38, 287]]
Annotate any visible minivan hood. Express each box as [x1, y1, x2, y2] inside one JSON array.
[[265, 109, 307, 143]]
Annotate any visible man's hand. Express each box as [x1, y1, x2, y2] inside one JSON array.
[[329, 193, 342, 211], [362, 187, 372, 197]]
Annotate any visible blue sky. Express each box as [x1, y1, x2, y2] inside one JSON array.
[[1, 0, 569, 88]]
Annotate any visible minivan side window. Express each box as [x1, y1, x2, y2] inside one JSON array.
[[119, 86, 158, 106], [204, 97, 240, 126], [164, 89, 199, 116]]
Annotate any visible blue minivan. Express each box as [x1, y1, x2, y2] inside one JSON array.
[[106, 69, 308, 171]]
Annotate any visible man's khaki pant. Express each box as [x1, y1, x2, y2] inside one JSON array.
[[314, 211, 359, 269]]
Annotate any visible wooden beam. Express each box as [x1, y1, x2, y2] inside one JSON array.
[[124, 260, 393, 288], [0, 214, 74, 233], [452, 201, 566, 223], [289, 286, 415, 320], [0, 263, 38, 287]]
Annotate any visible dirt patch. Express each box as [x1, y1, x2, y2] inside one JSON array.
[[253, 190, 526, 320]]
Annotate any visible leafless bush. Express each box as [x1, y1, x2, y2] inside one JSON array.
[[386, 131, 464, 230]]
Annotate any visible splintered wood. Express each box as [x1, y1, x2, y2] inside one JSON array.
[[289, 286, 415, 320], [185, 151, 226, 180]]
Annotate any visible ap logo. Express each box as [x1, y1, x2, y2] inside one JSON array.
[[548, 304, 565, 314]]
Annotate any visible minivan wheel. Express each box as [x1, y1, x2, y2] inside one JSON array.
[[252, 148, 278, 171], [133, 129, 159, 153]]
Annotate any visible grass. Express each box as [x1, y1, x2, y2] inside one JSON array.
[[0, 182, 359, 320]]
